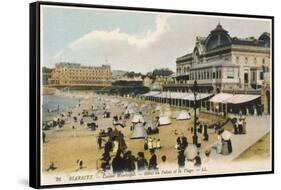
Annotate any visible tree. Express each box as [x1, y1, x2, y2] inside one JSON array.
[[149, 68, 174, 80]]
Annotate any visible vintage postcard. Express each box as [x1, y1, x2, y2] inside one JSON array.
[[30, 1, 273, 188]]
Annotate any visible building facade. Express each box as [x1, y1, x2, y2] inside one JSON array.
[[48, 62, 112, 87], [143, 76, 152, 88], [261, 72, 271, 114], [152, 74, 175, 91], [164, 24, 271, 94]]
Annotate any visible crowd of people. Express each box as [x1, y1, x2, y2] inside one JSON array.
[[43, 99, 240, 174], [97, 128, 160, 172]]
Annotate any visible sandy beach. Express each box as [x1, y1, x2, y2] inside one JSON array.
[[42, 92, 270, 176]]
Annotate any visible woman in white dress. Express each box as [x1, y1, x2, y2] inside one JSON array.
[[216, 134, 223, 154], [148, 137, 153, 150], [112, 140, 119, 154], [156, 139, 161, 149], [152, 138, 157, 149]]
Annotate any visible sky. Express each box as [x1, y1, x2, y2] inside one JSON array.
[[41, 5, 271, 73]]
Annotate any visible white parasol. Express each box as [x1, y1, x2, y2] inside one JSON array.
[[184, 144, 198, 160], [222, 130, 232, 140]]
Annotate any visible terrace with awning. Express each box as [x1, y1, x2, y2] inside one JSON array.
[[142, 91, 262, 115], [209, 93, 261, 104]]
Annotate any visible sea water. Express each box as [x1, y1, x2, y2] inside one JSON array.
[[42, 95, 80, 119]]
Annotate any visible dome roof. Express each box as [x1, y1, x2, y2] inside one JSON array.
[[258, 32, 270, 47], [205, 24, 232, 51]]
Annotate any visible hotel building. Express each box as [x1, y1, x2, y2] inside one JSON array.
[[164, 24, 271, 94], [48, 62, 112, 87]]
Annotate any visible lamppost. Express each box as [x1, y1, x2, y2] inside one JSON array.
[[192, 80, 198, 145]]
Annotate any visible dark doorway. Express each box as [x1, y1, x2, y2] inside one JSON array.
[[244, 73, 249, 84], [266, 90, 270, 114]]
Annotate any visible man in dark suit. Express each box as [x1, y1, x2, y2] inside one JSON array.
[[203, 123, 209, 141], [148, 149, 158, 170]]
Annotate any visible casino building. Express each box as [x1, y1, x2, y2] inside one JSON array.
[[163, 24, 271, 94], [48, 62, 112, 87]]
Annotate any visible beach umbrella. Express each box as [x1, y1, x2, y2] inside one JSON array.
[[184, 144, 198, 160], [172, 110, 180, 119], [222, 130, 232, 140]]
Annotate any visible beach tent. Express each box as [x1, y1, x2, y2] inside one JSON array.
[[111, 99, 120, 104], [158, 116, 171, 126], [172, 110, 180, 119], [144, 121, 158, 131], [125, 107, 137, 114], [124, 103, 138, 114], [131, 123, 147, 139], [127, 103, 138, 112], [128, 102, 138, 108], [161, 105, 172, 117], [161, 110, 172, 117], [121, 101, 129, 108], [140, 104, 148, 109], [141, 103, 151, 110], [155, 104, 162, 112], [139, 104, 149, 113], [92, 105, 98, 111], [131, 114, 145, 123], [176, 110, 191, 120]]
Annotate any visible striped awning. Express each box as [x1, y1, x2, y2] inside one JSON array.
[[210, 93, 260, 104]]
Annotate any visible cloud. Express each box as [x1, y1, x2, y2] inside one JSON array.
[[51, 14, 270, 73], [68, 15, 170, 50], [54, 15, 176, 73]]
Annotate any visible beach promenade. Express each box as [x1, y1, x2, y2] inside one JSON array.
[[212, 115, 271, 162]]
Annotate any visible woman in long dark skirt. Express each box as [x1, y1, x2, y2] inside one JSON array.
[[123, 151, 135, 172], [137, 152, 148, 171], [177, 150, 185, 168], [221, 138, 232, 155], [112, 150, 124, 173]]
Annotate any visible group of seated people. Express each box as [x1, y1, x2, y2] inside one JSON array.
[[144, 137, 161, 150]]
